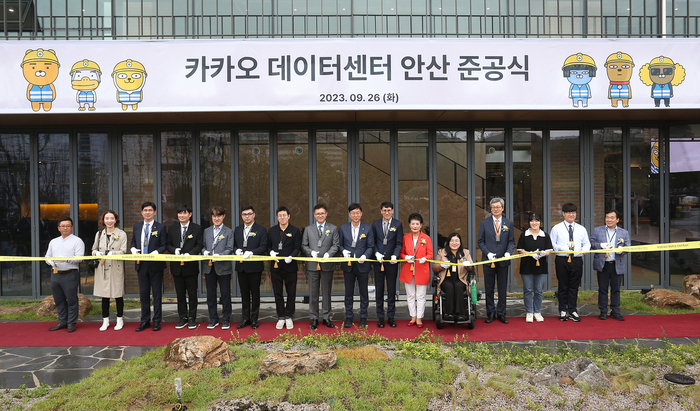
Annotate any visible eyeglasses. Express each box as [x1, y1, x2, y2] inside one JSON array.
[[241, 212, 254, 217]]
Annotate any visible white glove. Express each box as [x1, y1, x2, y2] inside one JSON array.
[[419, 257, 426, 264], [235, 249, 243, 255], [487, 253, 496, 260], [183, 253, 190, 256], [150, 250, 159, 255], [203, 250, 210, 256], [538, 250, 547, 258], [46, 260, 55, 267], [358, 255, 366, 264], [213, 253, 220, 257], [531, 249, 540, 260], [131, 247, 140, 255], [106, 251, 112, 256], [462, 260, 471, 267], [440, 263, 450, 269], [92, 250, 104, 256], [342, 250, 351, 258], [405, 255, 414, 262], [504, 252, 511, 258], [604, 243, 614, 249], [390, 255, 397, 264], [375, 252, 384, 263], [175, 248, 181, 255], [270, 250, 278, 257], [311, 250, 318, 258], [284, 257, 292, 264], [323, 252, 330, 259], [242, 251, 253, 259]]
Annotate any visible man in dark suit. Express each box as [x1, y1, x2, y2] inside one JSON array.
[[166, 204, 204, 330], [130, 201, 168, 332], [339, 203, 375, 328], [477, 197, 516, 324], [371, 201, 403, 328], [590, 209, 631, 321], [202, 206, 234, 330], [267, 206, 302, 330], [233, 204, 268, 329], [301, 203, 339, 330]]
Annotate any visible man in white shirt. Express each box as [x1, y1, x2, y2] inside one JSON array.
[[45, 217, 85, 333], [549, 202, 591, 322]]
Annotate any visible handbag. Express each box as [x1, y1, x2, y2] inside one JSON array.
[[87, 230, 103, 271]]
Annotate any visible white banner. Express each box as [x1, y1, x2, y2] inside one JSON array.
[[1, 38, 698, 114]]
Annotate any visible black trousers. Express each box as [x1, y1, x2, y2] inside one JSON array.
[[238, 271, 261, 321], [173, 274, 198, 320], [482, 263, 508, 316], [271, 270, 297, 319], [373, 262, 398, 319], [137, 264, 163, 323], [51, 270, 79, 325], [555, 256, 583, 314], [205, 266, 232, 323], [343, 264, 369, 319], [442, 280, 467, 316], [597, 261, 622, 314]]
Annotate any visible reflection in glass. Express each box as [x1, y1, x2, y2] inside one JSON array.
[[39, 133, 71, 295], [239, 131, 270, 223], [630, 128, 660, 286], [593, 128, 623, 224], [0, 135, 32, 296], [316, 130, 348, 228], [77, 133, 110, 296], [359, 130, 391, 220], [200, 131, 232, 230], [436, 130, 468, 251], [669, 125, 700, 288], [122, 133, 154, 295]]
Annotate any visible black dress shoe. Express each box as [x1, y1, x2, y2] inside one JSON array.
[[598, 312, 607, 320], [49, 323, 67, 331], [610, 312, 625, 321], [153, 321, 161, 331], [66, 324, 76, 333], [443, 314, 455, 322], [497, 314, 509, 324], [237, 320, 251, 329], [135, 322, 151, 332], [251, 321, 259, 329], [310, 319, 318, 330], [377, 318, 385, 328], [343, 319, 353, 328], [360, 318, 367, 328], [485, 313, 495, 324], [323, 319, 335, 328], [456, 315, 467, 322], [387, 318, 397, 328]]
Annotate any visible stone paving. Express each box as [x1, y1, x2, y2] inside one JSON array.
[[1, 297, 698, 389]]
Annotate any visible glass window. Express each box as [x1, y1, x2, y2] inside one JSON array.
[[0, 134, 32, 296], [359, 130, 392, 225], [161, 131, 193, 228], [239, 131, 271, 224], [316, 130, 348, 229], [398, 130, 429, 224], [39, 133, 71, 296], [277, 131, 308, 221], [592, 128, 623, 224], [436, 130, 468, 252]]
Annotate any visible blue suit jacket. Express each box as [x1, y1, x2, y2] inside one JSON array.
[[590, 225, 631, 274], [130, 220, 167, 271], [371, 218, 403, 266], [339, 222, 375, 273], [477, 216, 515, 267]]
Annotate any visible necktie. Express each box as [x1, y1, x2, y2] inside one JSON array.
[[383, 221, 388, 236], [143, 223, 150, 252], [318, 225, 323, 238], [181, 226, 187, 247], [568, 224, 574, 242]]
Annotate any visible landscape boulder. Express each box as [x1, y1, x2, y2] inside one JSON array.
[[643, 288, 700, 309], [530, 357, 610, 387], [682, 275, 700, 300], [259, 351, 337, 377], [35, 294, 92, 317], [163, 336, 235, 371]]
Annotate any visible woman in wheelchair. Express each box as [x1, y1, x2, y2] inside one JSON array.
[[432, 233, 474, 322]]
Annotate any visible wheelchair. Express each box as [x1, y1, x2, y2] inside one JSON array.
[[432, 269, 479, 330]]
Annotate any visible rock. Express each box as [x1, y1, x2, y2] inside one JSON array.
[[530, 357, 610, 388], [35, 294, 92, 317], [163, 336, 235, 371], [643, 289, 700, 309], [682, 275, 700, 300], [259, 351, 337, 377]]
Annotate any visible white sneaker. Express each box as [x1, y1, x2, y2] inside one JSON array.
[[534, 313, 544, 322], [526, 313, 533, 323], [285, 318, 294, 330], [114, 317, 124, 331], [276, 319, 285, 330], [99, 318, 110, 331]]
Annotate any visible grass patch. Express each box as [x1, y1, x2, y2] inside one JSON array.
[[0, 298, 141, 321]]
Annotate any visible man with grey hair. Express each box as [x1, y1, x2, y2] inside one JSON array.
[[477, 197, 516, 324]]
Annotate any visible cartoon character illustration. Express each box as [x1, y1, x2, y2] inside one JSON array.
[[639, 56, 686, 107], [112, 59, 147, 111], [651, 141, 659, 174], [562, 53, 597, 108], [605, 51, 634, 108], [21, 48, 60, 112], [70, 59, 102, 111]]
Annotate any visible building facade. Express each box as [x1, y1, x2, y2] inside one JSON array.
[[1, 0, 699, 299]]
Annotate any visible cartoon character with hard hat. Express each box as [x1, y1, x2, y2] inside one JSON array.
[[562, 53, 597, 108], [21, 48, 60, 112], [112, 59, 147, 111], [70, 59, 102, 111], [605, 51, 635, 108], [639, 56, 686, 108]]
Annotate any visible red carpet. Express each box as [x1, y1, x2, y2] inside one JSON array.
[[2, 314, 699, 347]]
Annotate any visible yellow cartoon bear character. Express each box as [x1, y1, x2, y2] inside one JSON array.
[[112, 59, 147, 111], [605, 51, 634, 108], [70, 59, 102, 111], [639, 56, 686, 108], [21, 48, 60, 112]]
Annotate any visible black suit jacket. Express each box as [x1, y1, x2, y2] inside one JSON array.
[[130, 220, 167, 271], [339, 222, 375, 273], [233, 222, 268, 273], [267, 224, 302, 273], [371, 218, 404, 266], [477, 216, 516, 267], [166, 222, 204, 276]]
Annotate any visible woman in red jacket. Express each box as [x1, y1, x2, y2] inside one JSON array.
[[399, 213, 433, 328]]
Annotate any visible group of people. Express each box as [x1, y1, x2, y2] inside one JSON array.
[[44, 198, 631, 333]]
